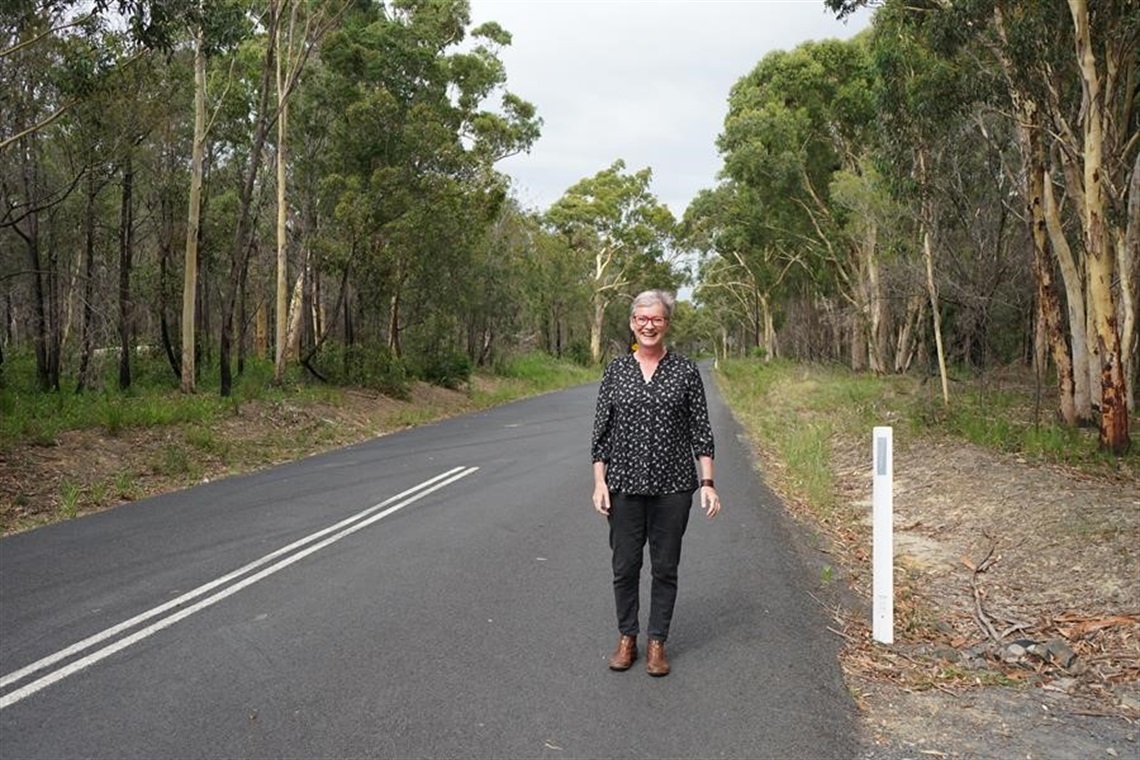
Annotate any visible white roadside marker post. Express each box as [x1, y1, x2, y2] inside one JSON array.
[[873, 426, 894, 644]]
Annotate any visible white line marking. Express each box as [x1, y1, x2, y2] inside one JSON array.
[[1, 466, 466, 691], [0, 467, 477, 709]]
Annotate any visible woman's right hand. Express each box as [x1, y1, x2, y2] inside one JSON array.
[[592, 482, 611, 515]]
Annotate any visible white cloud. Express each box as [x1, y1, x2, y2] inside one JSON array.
[[470, 0, 871, 215]]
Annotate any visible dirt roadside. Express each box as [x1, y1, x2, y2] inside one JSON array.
[[813, 433, 1139, 759], [1, 382, 1137, 758]]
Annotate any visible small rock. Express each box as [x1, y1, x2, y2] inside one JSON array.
[[1044, 639, 1078, 669], [1119, 692, 1140, 712]]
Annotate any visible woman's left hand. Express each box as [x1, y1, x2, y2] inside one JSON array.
[[700, 485, 721, 518]]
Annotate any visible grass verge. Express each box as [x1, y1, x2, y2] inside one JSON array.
[[1, 353, 595, 534]]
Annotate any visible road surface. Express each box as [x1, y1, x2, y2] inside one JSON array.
[[0, 370, 858, 758]]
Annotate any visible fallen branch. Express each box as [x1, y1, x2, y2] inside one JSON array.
[[968, 541, 1004, 642]]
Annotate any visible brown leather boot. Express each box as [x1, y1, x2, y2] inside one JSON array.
[[646, 639, 670, 676], [607, 634, 638, 671]]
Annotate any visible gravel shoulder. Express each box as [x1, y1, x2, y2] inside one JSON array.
[[820, 433, 1140, 758]]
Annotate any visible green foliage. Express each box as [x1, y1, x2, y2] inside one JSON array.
[[566, 340, 592, 367], [412, 350, 473, 390], [310, 345, 410, 399]]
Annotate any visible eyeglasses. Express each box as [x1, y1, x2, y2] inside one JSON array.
[[632, 315, 668, 327]]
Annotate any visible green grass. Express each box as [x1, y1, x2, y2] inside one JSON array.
[[715, 358, 1137, 519], [113, 471, 139, 500], [2, 355, 339, 450], [473, 353, 596, 406], [493, 352, 597, 389], [3, 349, 599, 534], [155, 444, 192, 477], [1, 352, 596, 452], [59, 479, 81, 519], [717, 359, 883, 518]]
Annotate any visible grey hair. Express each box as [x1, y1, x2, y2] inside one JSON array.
[[630, 289, 676, 319]]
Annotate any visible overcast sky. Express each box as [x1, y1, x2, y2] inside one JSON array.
[[468, 0, 872, 219]]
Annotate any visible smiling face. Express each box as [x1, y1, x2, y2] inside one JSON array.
[[631, 302, 670, 350]]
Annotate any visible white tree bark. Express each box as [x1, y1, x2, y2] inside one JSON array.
[[181, 28, 206, 394]]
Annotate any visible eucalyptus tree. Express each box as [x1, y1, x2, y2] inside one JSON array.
[[1051, 0, 1134, 452], [683, 182, 805, 361], [545, 160, 678, 364], [210, 1, 280, 397], [829, 0, 1135, 452], [2, 5, 145, 391], [168, 0, 248, 394], [869, 6, 993, 403], [271, 0, 350, 384], [716, 37, 897, 372], [311, 0, 539, 372]]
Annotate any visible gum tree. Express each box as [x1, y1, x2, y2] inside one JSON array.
[[545, 160, 678, 364]]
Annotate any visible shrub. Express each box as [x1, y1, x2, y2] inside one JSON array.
[[310, 344, 409, 399], [566, 339, 592, 367], [413, 350, 473, 390]]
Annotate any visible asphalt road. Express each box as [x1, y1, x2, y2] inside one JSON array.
[[0, 369, 859, 759]]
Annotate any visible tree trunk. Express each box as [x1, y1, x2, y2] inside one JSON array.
[[895, 293, 924, 374], [1120, 150, 1138, 412], [284, 254, 306, 362], [46, 202, 61, 394], [221, 4, 279, 396], [850, 250, 869, 371], [914, 144, 949, 403], [924, 225, 949, 405], [760, 293, 776, 361], [387, 287, 402, 358], [255, 300, 269, 358], [157, 144, 181, 380], [1020, 106, 1076, 424], [182, 29, 207, 394], [867, 226, 889, 374], [118, 155, 134, 390], [1068, 0, 1130, 453], [590, 291, 605, 363], [76, 172, 98, 393], [849, 309, 866, 371], [274, 19, 290, 385], [992, 3, 1076, 422], [1043, 169, 1093, 420]]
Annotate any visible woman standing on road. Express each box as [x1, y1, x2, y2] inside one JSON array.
[[590, 289, 721, 677]]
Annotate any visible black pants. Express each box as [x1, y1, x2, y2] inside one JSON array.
[[608, 491, 693, 642]]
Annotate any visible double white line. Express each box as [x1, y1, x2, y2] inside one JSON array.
[[0, 466, 478, 709]]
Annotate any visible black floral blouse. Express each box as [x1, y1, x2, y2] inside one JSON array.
[[591, 351, 715, 495]]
